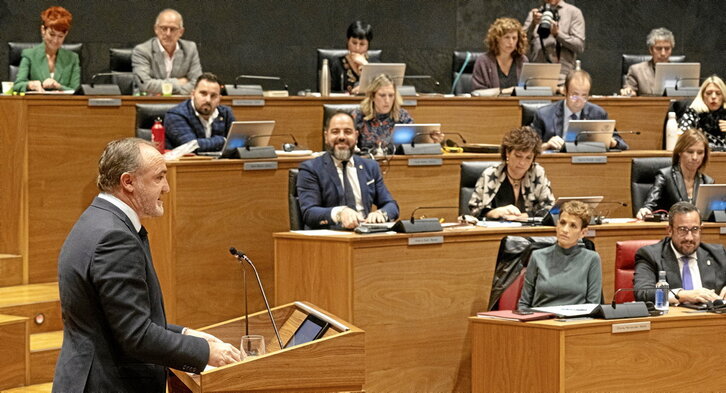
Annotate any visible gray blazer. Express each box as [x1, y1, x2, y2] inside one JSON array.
[[53, 197, 208, 393], [132, 38, 202, 95], [624, 60, 657, 96]]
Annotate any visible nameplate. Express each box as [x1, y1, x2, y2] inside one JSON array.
[[612, 321, 650, 334], [408, 236, 444, 246], [87, 98, 121, 107], [243, 161, 278, 171], [232, 99, 265, 107], [402, 99, 417, 107], [408, 158, 443, 166], [586, 229, 596, 237], [720, 227, 726, 235], [571, 156, 607, 164]]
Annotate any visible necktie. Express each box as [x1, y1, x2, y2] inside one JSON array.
[[570, 113, 578, 121], [681, 256, 693, 290], [341, 160, 356, 209]]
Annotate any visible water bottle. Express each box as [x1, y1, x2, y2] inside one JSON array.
[[151, 117, 165, 153], [654, 270, 669, 314], [319, 58, 330, 97], [575, 59, 581, 71], [665, 112, 678, 151]]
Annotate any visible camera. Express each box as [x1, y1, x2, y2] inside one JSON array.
[[537, 3, 560, 39]]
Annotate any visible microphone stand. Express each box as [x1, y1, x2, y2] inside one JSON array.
[[230, 248, 284, 349]]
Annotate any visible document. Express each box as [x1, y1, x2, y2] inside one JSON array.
[[530, 303, 599, 317]]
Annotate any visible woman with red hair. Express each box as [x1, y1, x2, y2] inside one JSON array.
[[14, 6, 80, 92]]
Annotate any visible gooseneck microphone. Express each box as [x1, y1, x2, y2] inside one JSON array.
[[229, 247, 283, 348], [89, 72, 118, 87], [246, 133, 299, 151], [234, 74, 289, 91], [611, 287, 679, 309], [409, 206, 458, 224]]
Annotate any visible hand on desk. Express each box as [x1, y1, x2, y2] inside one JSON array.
[[677, 288, 721, 304], [620, 86, 635, 97], [207, 340, 242, 367], [42, 78, 61, 90], [636, 207, 652, 219], [486, 205, 527, 221], [339, 207, 364, 229], [543, 136, 564, 151], [365, 210, 387, 224]]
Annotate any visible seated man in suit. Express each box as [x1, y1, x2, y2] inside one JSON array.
[[297, 111, 399, 229], [133, 8, 202, 95], [634, 202, 726, 304], [531, 70, 629, 152], [621, 27, 675, 97], [164, 72, 235, 152]]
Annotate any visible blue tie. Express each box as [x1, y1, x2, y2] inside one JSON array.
[[681, 256, 693, 290], [341, 160, 356, 210]]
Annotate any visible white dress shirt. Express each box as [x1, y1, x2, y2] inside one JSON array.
[[98, 192, 142, 233], [155, 39, 180, 79], [330, 155, 364, 223]]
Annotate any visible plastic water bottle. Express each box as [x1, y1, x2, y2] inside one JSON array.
[[151, 117, 165, 153], [655, 270, 669, 314], [319, 59, 330, 97], [665, 112, 678, 151], [575, 59, 581, 71]]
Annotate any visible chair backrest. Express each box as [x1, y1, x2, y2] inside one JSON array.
[[614, 240, 659, 302], [288, 169, 304, 230], [109, 48, 133, 72], [9, 42, 83, 82], [316, 49, 382, 93], [459, 161, 501, 216], [135, 103, 177, 141], [630, 157, 672, 215], [620, 54, 686, 87], [321, 104, 359, 150], [497, 268, 527, 311], [451, 51, 484, 95], [520, 101, 551, 127]]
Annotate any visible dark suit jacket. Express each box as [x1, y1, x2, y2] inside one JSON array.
[[164, 99, 235, 151], [297, 153, 399, 229], [132, 38, 202, 95], [53, 197, 208, 393], [642, 165, 714, 212], [633, 237, 726, 302], [14, 43, 81, 92], [531, 100, 629, 151]]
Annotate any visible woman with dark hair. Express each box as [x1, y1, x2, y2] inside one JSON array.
[[14, 6, 80, 92], [637, 129, 713, 219], [341, 21, 374, 94], [471, 17, 529, 92], [468, 126, 555, 220], [678, 75, 726, 149]]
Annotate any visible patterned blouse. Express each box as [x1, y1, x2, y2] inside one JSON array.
[[341, 54, 368, 94], [678, 107, 726, 149], [352, 108, 413, 154]]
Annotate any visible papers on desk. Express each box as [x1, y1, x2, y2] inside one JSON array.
[[600, 218, 638, 224], [292, 229, 351, 236], [476, 220, 523, 228], [477, 310, 555, 322], [23, 89, 75, 94], [530, 303, 599, 317], [275, 149, 313, 157]]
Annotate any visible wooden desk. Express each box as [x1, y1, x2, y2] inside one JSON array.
[[470, 307, 726, 392], [273, 224, 726, 393]]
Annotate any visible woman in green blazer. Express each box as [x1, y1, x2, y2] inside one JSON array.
[[14, 6, 80, 92]]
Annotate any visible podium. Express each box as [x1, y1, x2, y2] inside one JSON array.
[[169, 301, 365, 393]]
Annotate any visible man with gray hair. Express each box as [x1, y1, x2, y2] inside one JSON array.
[[53, 138, 240, 392], [621, 27, 676, 96], [133, 8, 202, 95]]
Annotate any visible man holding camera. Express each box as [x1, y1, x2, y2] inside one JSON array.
[[523, 0, 585, 78]]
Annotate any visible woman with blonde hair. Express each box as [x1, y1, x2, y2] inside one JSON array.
[[637, 129, 713, 219], [471, 17, 529, 92], [678, 75, 726, 148]]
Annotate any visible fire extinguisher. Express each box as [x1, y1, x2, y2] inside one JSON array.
[[151, 117, 165, 153]]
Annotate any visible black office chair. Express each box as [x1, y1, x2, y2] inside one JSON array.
[[8, 42, 83, 82], [316, 49, 382, 93], [135, 103, 177, 141], [620, 54, 686, 87], [630, 157, 672, 215], [109, 48, 135, 95], [661, 98, 693, 149], [321, 103, 359, 149], [451, 51, 484, 95], [459, 161, 501, 216], [520, 101, 552, 127], [288, 169, 304, 230]]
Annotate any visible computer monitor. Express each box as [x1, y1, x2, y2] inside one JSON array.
[[219, 120, 276, 158], [694, 184, 726, 222], [358, 63, 406, 93], [517, 63, 562, 94], [391, 123, 442, 155], [654, 62, 700, 96], [564, 120, 616, 153]]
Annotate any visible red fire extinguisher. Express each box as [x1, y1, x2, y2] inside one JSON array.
[[151, 117, 165, 153]]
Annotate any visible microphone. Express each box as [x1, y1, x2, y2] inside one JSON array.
[[443, 132, 468, 145], [80, 73, 123, 95], [410, 131, 443, 147], [246, 133, 298, 151], [89, 72, 118, 87], [611, 287, 679, 309], [235, 74, 289, 91], [392, 206, 457, 233], [229, 247, 284, 349], [573, 130, 641, 146], [403, 75, 441, 93]]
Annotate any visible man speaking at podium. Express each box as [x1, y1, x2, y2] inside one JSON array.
[[297, 112, 399, 229], [53, 138, 240, 393]]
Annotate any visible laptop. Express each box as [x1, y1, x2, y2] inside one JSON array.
[[565, 120, 616, 152], [358, 63, 406, 93], [694, 184, 726, 221], [198, 120, 275, 158], [654, 62, 701, 96], [542, 196, 604, 226], [517, 63, 562, 93], [391, 124, 443, 155]]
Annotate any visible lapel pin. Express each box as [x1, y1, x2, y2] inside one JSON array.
[[358, 164, 363, 170], [707, 260, 711, 266]]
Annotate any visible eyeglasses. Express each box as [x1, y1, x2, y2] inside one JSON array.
[[156, 25, 181, 34], [568, 94, 589, 102], [675, 226, 701, 235]]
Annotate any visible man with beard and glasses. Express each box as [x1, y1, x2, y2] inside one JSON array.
[[296, 111, 399, 229], [164, 72, 235, 152], [634, 202, 726, 304]]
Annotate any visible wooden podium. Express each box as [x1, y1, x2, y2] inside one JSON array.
[[169, 301, 364, 393]]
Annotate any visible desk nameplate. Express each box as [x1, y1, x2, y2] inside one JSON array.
[[232, 99, 265, 107], [243, 161, 278, 171], [408, 158, 443, 167], [612, 321, 651, 333], [408, 236, 443, 245], [572, 156, 608, 164], [87, 98, 121, 107]]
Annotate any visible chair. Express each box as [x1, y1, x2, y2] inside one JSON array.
[[8, 42, 83, 82], [321, 104, 359, 149], [288, 169, 304, 230], [135, 103, 177, 141], [451, 51, 484, 95], [497, 268, 527, 311], [661, 98, 693, 148], [614, 240, 659, 302], [630, 157, 672, 215], [316, 49, 382, 93], [109, 48, 135, 95], [520, 101, 551, 127], [620, 54, 686, 87], [458, 161, 501, 216]]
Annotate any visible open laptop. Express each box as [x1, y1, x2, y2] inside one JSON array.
[[694, 184, 726, 221], [391, 123, 442, 155], [654, 62, 701, 96], [358, 63, 406, 93], [542, 196, 604, 226], [198, 120, 275, 158], [564, 120, 616, 153], [517, 63, 562, 94]]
